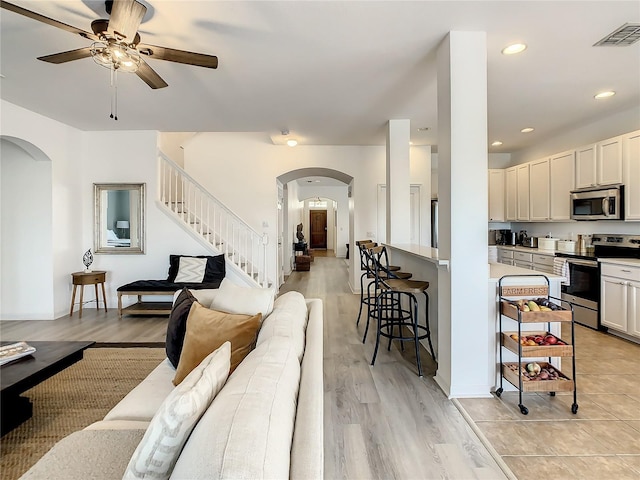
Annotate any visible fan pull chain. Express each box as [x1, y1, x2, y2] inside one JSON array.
[[109, 66, 119, 121]]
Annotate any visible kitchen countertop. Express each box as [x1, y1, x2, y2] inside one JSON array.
[[384, 243, 450, 268], [598, 258, 640, 267], [494, 245, 563, 256], [488, 262, 565, 281]]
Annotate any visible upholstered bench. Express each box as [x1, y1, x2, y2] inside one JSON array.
[[117, 254, 225, 318], [295, 255, 312, 271]]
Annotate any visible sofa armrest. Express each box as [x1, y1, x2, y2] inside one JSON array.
[[290, 299, 324, 480]]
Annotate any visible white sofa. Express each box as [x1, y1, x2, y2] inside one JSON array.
[[20, 291, 324, 480]]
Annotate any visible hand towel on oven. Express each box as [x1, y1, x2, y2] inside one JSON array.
[[553, 257, 570, 285]]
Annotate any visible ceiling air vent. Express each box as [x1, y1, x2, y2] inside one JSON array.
[[594, 23, 640, 46]]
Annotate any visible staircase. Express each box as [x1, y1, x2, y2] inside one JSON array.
[[157, 152, 271, 288]]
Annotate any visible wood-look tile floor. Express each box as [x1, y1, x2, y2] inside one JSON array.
[[458, 322, 640, 480], [2, 256, 508, 479]]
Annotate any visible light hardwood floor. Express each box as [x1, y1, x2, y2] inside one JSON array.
[[2, 256, 509, 479]]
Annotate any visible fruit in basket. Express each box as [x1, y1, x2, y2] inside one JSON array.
[[523, 304, 530, 312], [527, 301, 541, 312], [526, 362, 541, 376], [544, 335, 558, 344], [540, 306, 552, 311]]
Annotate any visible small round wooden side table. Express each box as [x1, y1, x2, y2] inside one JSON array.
[[70, 271, 107, 318]]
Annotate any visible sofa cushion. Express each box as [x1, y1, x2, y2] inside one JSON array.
[[167, 254, 225, 283], [170, 314, 307, 479], [173, 302, 261, 384], [166, 288, 198, 368], [104, 359, 176, 422], [256, 291, 308, 361], [20, 429, 145, 480], [123, 342, 231, 480], [210, 278, 275, 317]]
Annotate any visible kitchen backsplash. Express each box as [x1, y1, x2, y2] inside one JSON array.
[[490, 221, 640, 241]]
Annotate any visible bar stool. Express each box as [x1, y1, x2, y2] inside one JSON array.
[[367, 245, 436, 377], [360, 244, 412, 343], [355, 240, 404, 328]]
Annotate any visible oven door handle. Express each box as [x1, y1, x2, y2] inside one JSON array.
[[565, 259, 598, 267]]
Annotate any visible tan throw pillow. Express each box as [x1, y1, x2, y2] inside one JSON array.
[[173, 302, 262, 385]]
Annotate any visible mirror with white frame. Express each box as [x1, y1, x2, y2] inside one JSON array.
[[94, 183, 145, 254]]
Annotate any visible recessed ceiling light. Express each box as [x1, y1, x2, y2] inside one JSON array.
[[409, 141, 413, 145], [314, 180, 321, 183], [502, 43, 527, 55], [521, 127, 535, 133], [287, 139, 298, 147], [594, 91, 616, 99], [491, 141, 503, 146]]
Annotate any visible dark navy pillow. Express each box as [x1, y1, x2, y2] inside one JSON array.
[[166, 288, 198, 368], [167, 254, 225, 283]]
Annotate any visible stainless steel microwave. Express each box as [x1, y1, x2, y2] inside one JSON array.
[[570, 185, 624, 220]]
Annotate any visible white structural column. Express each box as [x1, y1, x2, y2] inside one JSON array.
[[386, 119, 411, 244], [435, 32, 491, 397]]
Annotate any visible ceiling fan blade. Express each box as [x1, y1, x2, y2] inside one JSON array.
[[136, 59, 168, 89], [0, 0, 97, 40], [137, 43, 218, 69], [38, 47, 94, 64], [107, 0, 146, 42]]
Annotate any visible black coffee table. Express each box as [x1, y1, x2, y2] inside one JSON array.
[[1, 341, 94, 435]]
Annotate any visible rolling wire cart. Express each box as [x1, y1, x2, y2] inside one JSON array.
[[496, 274, 578, 415]]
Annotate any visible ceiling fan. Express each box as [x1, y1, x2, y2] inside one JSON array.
[[0, 0, 218, 118]]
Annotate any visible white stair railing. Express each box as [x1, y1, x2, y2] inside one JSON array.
[[158, 152, 270, 287]]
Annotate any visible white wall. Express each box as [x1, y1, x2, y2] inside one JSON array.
[[183, 133, 433, 290], [1, 100, 83, 319], [80, 131, 217, 306], [1, 140, 53, 318]]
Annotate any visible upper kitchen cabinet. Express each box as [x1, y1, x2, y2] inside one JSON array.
[[529, 158, 550, 221], [516, 163, 530, 221], [598, 136, 623, 186], [488, 169, 505, 222], [549, 150, 575, 221], [575, 143, 597, 189], [575, 136, 623, 189], [623, 130, 640, 221], [505, 167, 517, 221]]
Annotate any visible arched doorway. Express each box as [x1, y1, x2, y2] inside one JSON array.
[[1, 137, 54, 319], [276, 168, 354, 289]]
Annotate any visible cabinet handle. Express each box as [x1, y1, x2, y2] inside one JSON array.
[[621, 269, 631, 273], [620, 282, 626, 285]]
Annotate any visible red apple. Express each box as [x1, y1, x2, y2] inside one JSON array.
[[544, 335, 558, 345]]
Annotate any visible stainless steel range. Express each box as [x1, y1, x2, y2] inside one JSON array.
[[556, 234, 640, 330]]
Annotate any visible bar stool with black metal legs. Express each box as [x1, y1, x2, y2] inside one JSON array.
[[355, 240, 404, 327], [367, 245, 436, 377], [360, 245, 412, 343]]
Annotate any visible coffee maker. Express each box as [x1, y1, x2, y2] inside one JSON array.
[[496, 229, 516, 245]]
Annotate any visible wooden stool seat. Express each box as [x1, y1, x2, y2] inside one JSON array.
[[367, 271, 412, 280], [383, 279, 430, 294]]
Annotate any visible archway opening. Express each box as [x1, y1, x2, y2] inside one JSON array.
[[1, 137, 54, 319], [276, 168, 354, 289]]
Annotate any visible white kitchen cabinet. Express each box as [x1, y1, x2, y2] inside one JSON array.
[[529, 158, 550, 221], [516, 164, 530, 221], [575, 137, 623, 190], [488, 169, 505, 222], [598, 136, 623, 186], [549, 150, 575, 220], [623, 130, 640, 221], [629, 281, 640, 338], [532, 253, 555, 274], [600, 262, 640, 340], [505, 167, 517, 221], [575, 144, 597, 189]]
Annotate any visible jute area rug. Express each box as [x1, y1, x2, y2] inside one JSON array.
[[0, 347, 166, 480]]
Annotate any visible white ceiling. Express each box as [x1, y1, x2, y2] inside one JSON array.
[[1, 1, 639, 152]]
